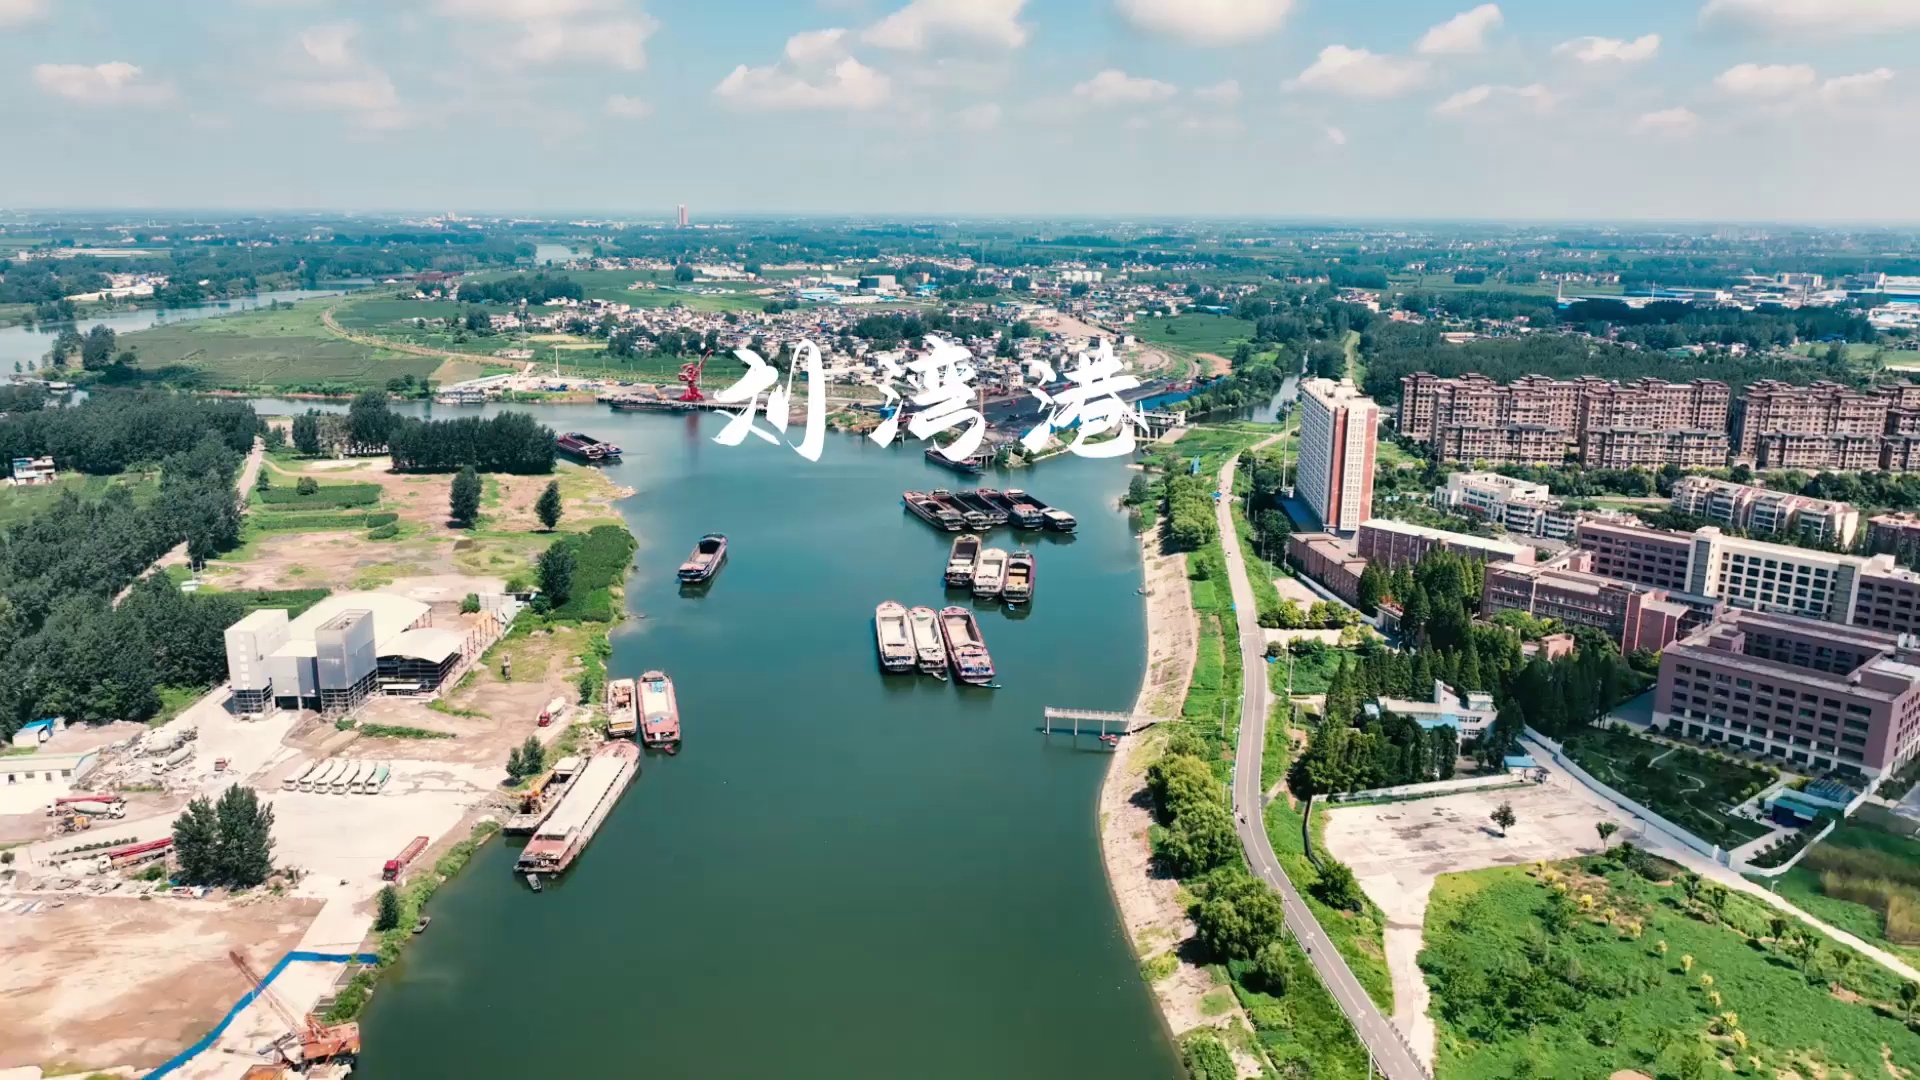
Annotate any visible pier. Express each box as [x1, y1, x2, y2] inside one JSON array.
[[1042, 707, 1164, 742]]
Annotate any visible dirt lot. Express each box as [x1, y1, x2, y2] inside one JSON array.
[[1319, 773, 1629, 1066], [0, 894, 322, 1072]]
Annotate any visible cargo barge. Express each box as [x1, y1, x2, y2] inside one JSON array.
[[678, 534, 728, 583], [1003, 550, 1036, 604], [947, 489, 1008, 527], [609, 397, 694, 413], [944, 534, 982, 588], [909, 606, 948, 676], [1006, 489, 1075, 532], [972, 547, 1009, 599], [875, 601, 915, 673], [938, 606, 996, 685], [904, 491, 965, 531], [982, 490, 1045, 529], [516, 740, 639, 879], [555, 432, 624, 463], [640, 670, 681, 752], [925, 446, 988, 474], [928, 490, 993, 531], [607, 678, 638, 738], [503, 755, 581, 834]]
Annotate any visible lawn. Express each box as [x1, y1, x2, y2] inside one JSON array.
[[1131, 313, 1259, 359], [1422, 857, 1920, 1080], [1770, 818, 1920, 963], [1563, 727, 1775, 848], [0, 469, 159, 529], [120, 298, 441, 392], [1271, 647, 1352, 698]]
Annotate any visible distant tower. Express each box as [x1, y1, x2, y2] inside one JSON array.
[[676, 204, 689, 229]]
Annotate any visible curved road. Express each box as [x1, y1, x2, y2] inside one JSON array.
[[1216, 443, 1431, 1080]]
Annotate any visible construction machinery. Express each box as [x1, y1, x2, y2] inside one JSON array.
[[228, 951, 361, 1066], [677, 352, 709, 403]]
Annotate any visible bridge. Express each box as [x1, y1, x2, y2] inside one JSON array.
[[1041, 707, 1163, 739]]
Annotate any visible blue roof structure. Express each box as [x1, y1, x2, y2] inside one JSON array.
[[1771, 790, 1827, 821], [20, 718, 55, 733], [1503, 754, 1537, 770]]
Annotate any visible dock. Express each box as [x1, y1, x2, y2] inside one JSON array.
[[1042, 707, 1163, 738]]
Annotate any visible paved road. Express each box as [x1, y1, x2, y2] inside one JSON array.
[[1215, 442, 1432, 1080], [113, 436, 265, 606]]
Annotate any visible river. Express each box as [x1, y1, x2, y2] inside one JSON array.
[[0, 288, 363, 375], [245, 401, 1182, 1079]]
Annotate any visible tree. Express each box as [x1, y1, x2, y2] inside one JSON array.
[[80, 324, 117, 370], [673, 263, 696, 282], [1312, 858, 1366, 911], [375, 884, 402, 932], [1491, 801, 1517, 837], [460, 592, 481, 614], [296, 475, 319, 496], [1161, 799, 1238, 877], [450, 465, 481, 528], [538, 539, 576, 606], [535, 479, 563, 531], [1356, 563, 1386, 614], [1899, 979, 1919, 1020], [346, 391, 393, 452], [1768, 916, 1789, 944], [1194, 872, 1287, 961], [1596, 821, 1619, 850], [1251, 940, 1292, 994], [507, 735, 545, 780], [292, 411, 321, 456], [171, 796, 221, 884], [215, 784, 276, 888]]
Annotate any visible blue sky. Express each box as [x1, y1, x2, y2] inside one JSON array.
[[1, 0, 1916, 221]]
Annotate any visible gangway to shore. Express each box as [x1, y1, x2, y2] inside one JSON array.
[[1041, 707, 1164, 742]]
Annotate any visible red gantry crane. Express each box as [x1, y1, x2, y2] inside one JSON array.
[[228, 951, 361, 1065], [677, 351, 710, 403]]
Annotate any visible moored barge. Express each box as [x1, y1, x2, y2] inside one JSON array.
[[944, 534, 982, 588], [981, 489, 1045, 529], [555, 432, 624, 463], [875, 601, 916, 672], [1006, 489, 1075, 532], [606, 678, 638, 738], [515, 740, 639, 878], [639, 670, 681, 752], [928, 489, 992, 531], [904, 491, 965, 531], [1003, 550, 1036, 604], [909, 606, 947, 676], [972, 547, 1009, 599], [938, 606, 996, 685], [925, 446, 988, 474], [678, 534, 728, 583], [947, 489, 1009, 527]]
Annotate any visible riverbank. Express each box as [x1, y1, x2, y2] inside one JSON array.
[[1098, 521, 1263, 1075]]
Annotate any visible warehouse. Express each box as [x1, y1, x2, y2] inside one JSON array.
[[224, 592, 440, 713]]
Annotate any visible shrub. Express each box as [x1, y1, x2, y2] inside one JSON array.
[[296, 476, 319, 496], [257, 482, 380, 509], [366, 523, 399, 540]]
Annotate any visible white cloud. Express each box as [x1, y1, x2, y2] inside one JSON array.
[[507, 17, 655, 69], [1631, 106, 1700, 138], [715, 53, 891, 111], [1553, 34, 1661, 64], [433, 0, 615, 16], [1072, 68, 1177, 104], [1700, 0, 1920, 37], [275, 24, 413, 129], [604, 93, 651, 118], [1114, 0, 1294, 46], [1324, 126, 1347, 146], [32, 62, 174, 106], [285, 71, 399, 112], [955, 102, 1001, 130], [0, 0, 47, 26], [1821, 67, 1896, 101], [785, 28, 849, 64], [1180, 114, 1242, 135], [1417, 4, 1503, 55], [1287, 46, 1428, 99], [299, 23, 361, 68], [1192, 79, 1241, 104], [1715, 61, 1817, 97], [1433, 82, 1553, 116], [862, 0, 1028, 51]]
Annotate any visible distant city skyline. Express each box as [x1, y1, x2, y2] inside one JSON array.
[[1, 0, 1915, 221]]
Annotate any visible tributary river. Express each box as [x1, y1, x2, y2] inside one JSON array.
[[0, 288, 365, 375], [248, 401, 1182, 1079]]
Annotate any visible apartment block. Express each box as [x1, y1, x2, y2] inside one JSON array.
[[1355, 518, 1535, 570], [1852, 561, 1920, 637], [1397, 372, 1730, 467], [1583, 428, 1729, 469], [1736, 381, 1888, 460], [1286, 532, 1368, 604], [1433, 471, 1577, 539], [1297, 378, 1380, 535], [1480, 560, 1693, 653], [1868, 513, 1920, 565], [1654, 609, 1920, 777], [1669, 476, 1860, 548]]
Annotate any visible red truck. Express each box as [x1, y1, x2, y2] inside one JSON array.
[[383, 836, 429, 880]]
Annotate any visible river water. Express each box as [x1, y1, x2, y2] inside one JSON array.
[[0, 288, 363, 375], [246, 401, 1181, 1079]]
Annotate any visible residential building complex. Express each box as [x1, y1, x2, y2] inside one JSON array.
[[1356, 518, 1536, 570], [1397, 372, 1729, 467], [1654, 609, 1920, 777], [1480, 557, 1696, 653], [1669, 476, 1860, 548], [1735, 380, 1920, 471], [1868, 513, 1920, 566], [1433, 471, 1576, 539], [1296, 378, 1380, 535]]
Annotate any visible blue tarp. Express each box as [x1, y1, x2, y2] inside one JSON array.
[[144, 950, 379, 1079]]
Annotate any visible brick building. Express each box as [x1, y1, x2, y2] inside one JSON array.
[[1396, 372, 1729, 467], [1669, 476, 1860, 548], [1355, 519, 1535, 570], [1480, 560, 1694, 653], [1286, 532, 1368, 604]]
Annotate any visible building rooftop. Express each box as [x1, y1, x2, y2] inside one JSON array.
[[383, 628, 466, 664], [287, 592, 430, 649], [1360, 517, 1533, 559]]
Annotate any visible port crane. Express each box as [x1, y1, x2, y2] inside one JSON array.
[[677, 351, 710, 403], [227, 951, 361, 1066]]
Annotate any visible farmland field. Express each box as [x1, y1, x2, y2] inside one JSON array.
[[121, 299, 441, 392], [1130, 312, 1257, 358], [1423, 858, 1920, 1080], [1562, 727, 1774, 848], [0, 469, 159, 528]]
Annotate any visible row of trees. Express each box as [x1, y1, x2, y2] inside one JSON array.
[[1163, 473, 1218, 551], [456, 273, 582, 305], [388, 413, 555, 474], [172, 785, 277, 889], [0, 392, 262, 475]]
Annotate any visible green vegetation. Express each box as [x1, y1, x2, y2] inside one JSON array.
[[1772, 820, 1920, 961], [546, 524, 636, 621], [0, 469, 159, 529], [1422, 855, 1920, 1079], [254, 481, 380, 510], [120, 300, 440, 393], [170, 784, 276, 889], [1563, 727, 1774, 848], [359, 724, 455, 741], [1133, 312, 1259, 358], [506, 735, 545, 781]]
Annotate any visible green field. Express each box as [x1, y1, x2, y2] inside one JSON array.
[[1771, 819, 1920, 963], [1131, 313, 1258, 358], [121, 299, 440, 392], [0, 470, 159, 529], [1563, 728, 1774, 848], [1423, 858, 1920, 1079]]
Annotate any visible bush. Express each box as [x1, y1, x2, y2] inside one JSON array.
[[257, 482, 380, 509], [461, 592, 481, 614], [366, 523, 399, 540], [547, 525, 637, 622], [296, 476, 319, 496]]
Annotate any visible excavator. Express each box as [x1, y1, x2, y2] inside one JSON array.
[[228, 951, 360, 1066]]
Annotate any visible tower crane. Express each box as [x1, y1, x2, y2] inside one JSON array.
[[228, 951, 361, 1065]]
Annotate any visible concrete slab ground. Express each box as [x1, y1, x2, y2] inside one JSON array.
[[1319, 772, 1631, 1067]]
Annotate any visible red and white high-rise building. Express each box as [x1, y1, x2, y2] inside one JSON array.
[[1297, 378, 1379, 536]]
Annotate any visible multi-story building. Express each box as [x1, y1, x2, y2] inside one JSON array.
[[1397, 372, 1729, 467], [1433, 471, 1578, 539], [1364, 680, 1498, 738], [1480, 559, 1695, 653], [1669, 476, 1860, 548], [1654, 609, 1920, 778], [1286, 532, 1368, 604], [1356, 518, 1535, 570], [1296, 378, 1380, 536], [1572, 519, 1699, 594], [1735, 381, 1888, 462], [1851, 561, 1920, 636], [1868, 513, 1920, 565]]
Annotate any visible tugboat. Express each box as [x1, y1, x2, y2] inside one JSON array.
[[1002, 550, 1036, 604], [938, 605, 995, 686], [909, 606, 948, 677], [874, 601, 916, 673], [555, 432, 623, 463], [944, 534, 982, 588], [678, 534, 728, 583], [972, 547, 1009, 599]]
